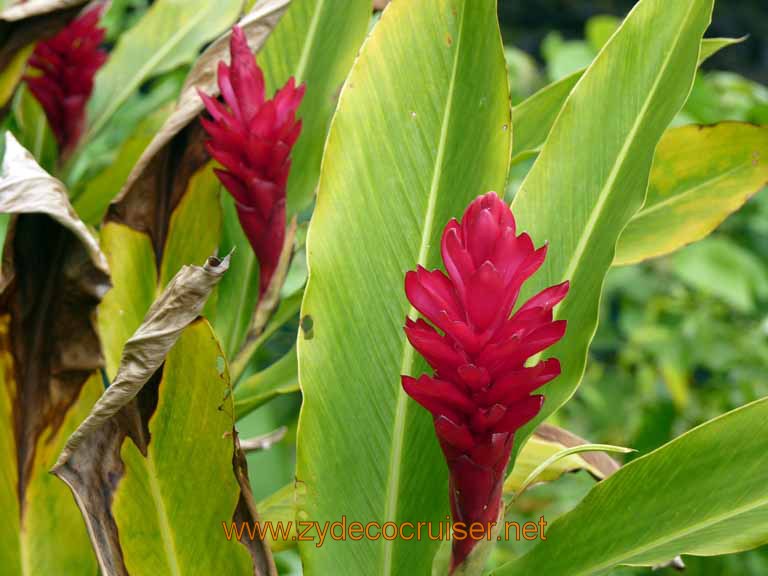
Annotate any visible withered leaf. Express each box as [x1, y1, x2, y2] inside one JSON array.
[[51, 255, 245, 576], [532, 423, 622, 480], [0, 131, 109, 573]]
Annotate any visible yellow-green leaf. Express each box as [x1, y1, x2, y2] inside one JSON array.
[[296, 0, 511, 574], [615, 123, 768, 266]]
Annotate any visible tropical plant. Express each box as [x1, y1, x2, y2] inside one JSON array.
[[0, 0, 766, 575]]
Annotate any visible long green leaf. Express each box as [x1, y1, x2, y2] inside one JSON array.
[[494, 397, 768, 575], [110, 321, 253, 575], [509, 0, 714, 456], [234, 346, 299, 419], [615, 123, 768, 265], [296, 0, 511, 574], [258, 0, 370, 215], [82, 0, 242, 144], [509, 37, 742, 165]]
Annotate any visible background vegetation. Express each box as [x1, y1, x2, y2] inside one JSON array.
[[499, 2, 768, 574]]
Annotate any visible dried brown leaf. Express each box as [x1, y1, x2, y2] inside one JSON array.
[[52, 254, 230, 575]]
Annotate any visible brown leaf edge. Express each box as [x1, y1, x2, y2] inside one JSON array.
[[0, 131, 110, 505], [532, 423, 622, 481]]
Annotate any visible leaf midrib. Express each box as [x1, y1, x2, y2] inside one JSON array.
[[146, 453, 182, 576], [562, 494, 768, 576], [84, 8, 210, 143], [380, 3, 466, 574], [293, 0, 325, 85], [632, 163, 752, 220], [555, 0, 700, 286]]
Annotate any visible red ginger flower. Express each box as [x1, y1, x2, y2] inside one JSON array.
[[198, 26, 305, 297], [25, 6, 107, 155], [401, 192, 569, 570]]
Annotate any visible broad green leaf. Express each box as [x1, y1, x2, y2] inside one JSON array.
[[494, 397, 768, 575], [82, 0, 243, 145], [158, 164, 222, 287], [615, 123, 768, 265], [509, 0, 714, 454], [235, 346, 298, 419], [111, 321, 253, 575], [258, 0, 371, 215], [72, 106, 169, 225], [296, 0, 511, 574], [503, 425, 621, 496], [509, 37, 742, 165], [98, 222, 158, 377]]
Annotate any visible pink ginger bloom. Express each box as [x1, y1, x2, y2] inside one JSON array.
[[402, 192, 569, 569], [198, 26, 305, 296], [25, 6, 107, 155]]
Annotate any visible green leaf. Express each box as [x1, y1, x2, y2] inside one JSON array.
[[110, 321, 253, 575], [215, 193, 261, 358], [72, 105, 170, 225], [258, 0, 371, 215], [493, 397, 768, 575], [258, 483, 299, 551], [11, 86, 57, 172], [98, 222, 158, 378], [509, 0, 714, 455], [296, 0, 511, 574], [158, 164, 222, 288], [615, 123, 768, 266], [509, 37, 743, 165], [0, 44, 31, 110], [82, 0, 243, 145], [235, 346, 298, 419]]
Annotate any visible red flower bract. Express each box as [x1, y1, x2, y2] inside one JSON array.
[[25, 6, 107, 155], [198, 26, 305, 297], [401, 192, 569, 570]]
